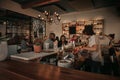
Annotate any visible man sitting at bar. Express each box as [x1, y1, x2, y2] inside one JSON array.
[[44, 32, 56, 49]]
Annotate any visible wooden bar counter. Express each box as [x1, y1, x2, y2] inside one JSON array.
[[0, 60, 120, 80]]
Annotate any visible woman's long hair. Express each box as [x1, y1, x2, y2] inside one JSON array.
[[60, 35, 66, 41]]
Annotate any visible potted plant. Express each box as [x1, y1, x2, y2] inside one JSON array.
[[33, 38, 42, 53]]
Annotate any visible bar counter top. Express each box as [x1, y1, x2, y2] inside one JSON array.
[[0, 60, 120, 80]]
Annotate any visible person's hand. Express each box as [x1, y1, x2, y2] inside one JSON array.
[[103, 33, 108, 37], [80, 46, 86, 51], [73, 47, 79, 55], [78, 46, 82, 49]]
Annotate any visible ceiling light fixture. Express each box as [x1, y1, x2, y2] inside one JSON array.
[[38, 11, 61, 24]]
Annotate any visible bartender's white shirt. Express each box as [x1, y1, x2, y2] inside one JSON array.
[[88, 35, 102, 62]]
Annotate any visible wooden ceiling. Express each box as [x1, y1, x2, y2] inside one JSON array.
[[0, 9, 30, 22], [22, 0, 60, 9], [12, 0, 117, 14], [0, 0, 118, 22]]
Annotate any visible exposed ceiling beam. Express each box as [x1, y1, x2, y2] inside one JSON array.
[[22, 0, 60, 9], [55, 0, 76, 12], [54, 4, 67, 11], [91, 0, 95, 8]]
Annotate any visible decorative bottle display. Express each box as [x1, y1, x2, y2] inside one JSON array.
[[62, 19, 104, 38]]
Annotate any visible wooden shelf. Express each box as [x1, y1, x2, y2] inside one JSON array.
[[62, 19, 104, 38]]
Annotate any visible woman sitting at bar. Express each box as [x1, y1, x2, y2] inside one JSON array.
[[58, 35, 68, 48]]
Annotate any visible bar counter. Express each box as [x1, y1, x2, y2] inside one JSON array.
[[0, 60, 120, 80]]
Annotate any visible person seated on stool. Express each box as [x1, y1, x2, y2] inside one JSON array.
[[20, 35, 32, 52]]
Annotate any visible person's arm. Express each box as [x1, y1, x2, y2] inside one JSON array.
[[103, 33, 111, 41], [81, 35, 98, 52], [81, 44, 98, 52]]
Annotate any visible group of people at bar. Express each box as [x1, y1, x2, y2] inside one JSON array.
[[19, 24, 119, 76]]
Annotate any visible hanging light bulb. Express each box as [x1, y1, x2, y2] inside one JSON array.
[[38, 10, 61, 24], [56, 13, 59, 17], [44, 11, 49, 16], [44, 11, 47, 13], [57, 16, 61, 21], [50, 18, 53, 21], [41, 17, 45, 20], [38, 15, 41, 18], [54, 12, 57, 15]]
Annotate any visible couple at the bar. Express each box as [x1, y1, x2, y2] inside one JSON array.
[[43, 33, 68, 49]]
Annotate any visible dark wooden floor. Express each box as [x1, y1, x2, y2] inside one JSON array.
[[0, 60, 120, 80]]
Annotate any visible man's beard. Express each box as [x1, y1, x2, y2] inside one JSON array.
[[51, 38, 55, 41]]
